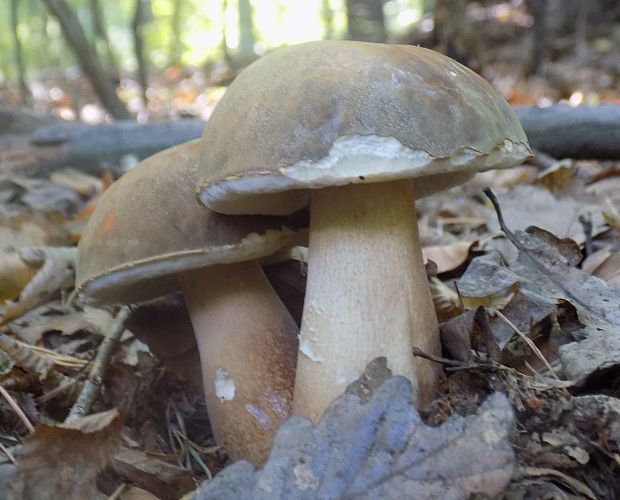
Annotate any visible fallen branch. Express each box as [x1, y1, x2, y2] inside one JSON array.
[[513, 105, 620, 160], [2, 105, 620, 176]]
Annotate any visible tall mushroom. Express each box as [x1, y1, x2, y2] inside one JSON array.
[[197, 41, 531, 422], [76, 140, 303, 463]]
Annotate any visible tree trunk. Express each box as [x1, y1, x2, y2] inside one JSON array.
[[525, 0, 547, 75], [40, 0, 130, 119], [236, 0, 256, 66], [133, 0, 152, 109], [346, 0, 386, 42], [322, 0, 334, 39], [11, 0, 31, 105], [89, 0, 119, 75], [433, 0, 468, 64], [169, 0, 184, 65]]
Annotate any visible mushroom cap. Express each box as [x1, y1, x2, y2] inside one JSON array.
[[197, 40, 531, 215], [76, 140, 301, 305]]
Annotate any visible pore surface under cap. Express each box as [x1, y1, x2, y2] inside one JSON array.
[[197, 41, 531, 214]]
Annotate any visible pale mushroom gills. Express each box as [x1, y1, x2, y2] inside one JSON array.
[[196, 41, 532, 421]]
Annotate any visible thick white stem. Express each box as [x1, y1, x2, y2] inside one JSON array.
[[179, 261, 298, 465], [293, 180, 440, 422]]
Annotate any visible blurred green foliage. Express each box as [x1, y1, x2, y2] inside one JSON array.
[[1, 0, 426, 84]]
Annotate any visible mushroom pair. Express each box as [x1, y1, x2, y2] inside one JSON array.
[[78, 40, 530, 463], [76, 140, 301, 464], [196, 40, 531, 421]]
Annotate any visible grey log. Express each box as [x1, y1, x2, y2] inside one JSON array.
[[514, 105, 620, 160], [3, 105, 620, 176]]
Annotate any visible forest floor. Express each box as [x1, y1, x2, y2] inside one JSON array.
[[1, 3, 620, 499]]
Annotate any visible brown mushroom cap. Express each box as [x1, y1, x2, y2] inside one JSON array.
[[76, 140, 300, 305], [197, 40, 531, 215]]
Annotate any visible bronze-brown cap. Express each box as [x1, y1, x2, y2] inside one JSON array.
[[76, 140, 300, 305], [197, 40, 531, 215]]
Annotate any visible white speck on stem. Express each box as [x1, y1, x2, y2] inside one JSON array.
[[214, 368, 236, 401]]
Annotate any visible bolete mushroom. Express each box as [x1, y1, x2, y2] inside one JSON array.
[[76, 140, 302, 463], [197, 41, 531, 421]]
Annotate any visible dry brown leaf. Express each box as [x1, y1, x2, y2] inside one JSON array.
[[2, 247, 76, 323], [0, 250, 38, 301], [10, 409, 122, 500], [484, 185, 605, 245], [0, 212, 70, 251], [422, 241, 474, 274], [7, 177, 82, 215], [113, 448, 195, 500], [582, 248, 620, 288], [429, 278, 461, 322], [439, 306, 500, 362], [0, 333, 54, 380], [49, 168, 103, 197], [533, 159, 576, 194], [120, 486, 162, 499], [460, 223, 620, 385]]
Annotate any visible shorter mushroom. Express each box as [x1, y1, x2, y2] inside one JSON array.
[[76, 140, 302, 464]]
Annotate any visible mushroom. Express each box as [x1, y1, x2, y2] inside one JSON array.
[[196, 41, 531, 422], [76, 140, 303, 463]]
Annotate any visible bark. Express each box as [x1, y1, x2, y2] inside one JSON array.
[[524, 0, 548, 75], [10, 0, 31, 105], [89, 0, 119, 74], [322, 0, 334, 39], [40, 0, 130, 119], [169, 0, 184, 65], [132, 0, 152, 108], [236, 0, 257, 66], [513, 105, 620, 160], [3, 106, 620, 176], [433, 0, 469, 65], [346, 0, 386, 42]]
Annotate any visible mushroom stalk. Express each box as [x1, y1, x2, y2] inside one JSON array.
[[179, 260, 298, 464], [293, 180, 440, 422]]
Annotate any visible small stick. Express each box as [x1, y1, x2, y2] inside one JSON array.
[[578, 213, 593, 257], [0, 385, 35, 434], [493, 309, 560, 380], [0, 441, 16, 464], [66, 306, 131, 423]]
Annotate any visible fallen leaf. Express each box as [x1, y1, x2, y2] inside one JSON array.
[[49, 168, 103, 198], [582, 248, 620, 288], [195, 367, 515, 500], [113, 448, 195, 500], [0, 212, 70, 251], [439, 306, 500, 362], [533, 159, 576, 194], [2, 247, 76, 323], [484, 185, 605, 245], [460, 222, 620, 385], [10, 409, 122, 500], [0, 250, 38, 301], [422, 241, 474, 274]]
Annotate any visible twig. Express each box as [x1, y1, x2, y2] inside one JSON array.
[[0, 440, 16, 464], [66, 306, 130, 423], [412, 347, 495, 371], [107, 483, 126, 500], [578, 213, 593, 257], [0, 384, 35, 433], [492, 309, 560, 380], [453, 280, 465, 314]]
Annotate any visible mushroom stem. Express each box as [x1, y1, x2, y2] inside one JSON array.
[[293, 180, 440, 422], [179, 260, 298, 465]]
